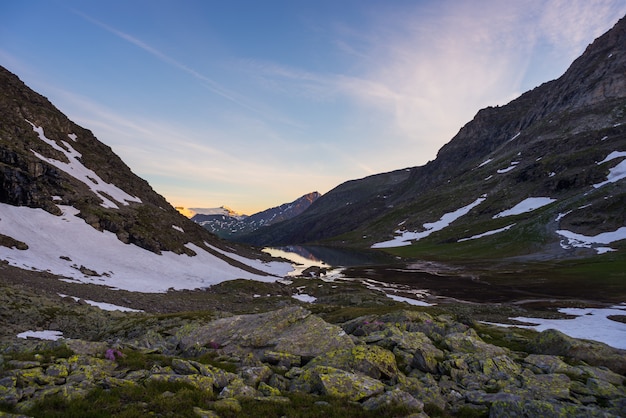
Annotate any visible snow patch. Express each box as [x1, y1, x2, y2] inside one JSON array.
[[292, 293, 317, 303], [18, 330, 64, 341], [172, 225, 184, 233], [508, 132, 521, 142], [67, 133, 77, 141], [496, 162, 518, 174], [493, 197, 556, 219], [386, 293, 431, 306], [58, 294, 143, 312], [593, 151, 626, 188], [372, 197, 486, 248], [458, 224, 515, 242], [486, 304, 626, 350], [27, 121, 142, 209], [597, 151, 626, 164], [477, 158, 493, 168], [557, 226, 626, 254], [0, 203, 288, 292]]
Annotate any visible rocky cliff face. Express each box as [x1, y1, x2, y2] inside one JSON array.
[[239, 16, 626, 261]]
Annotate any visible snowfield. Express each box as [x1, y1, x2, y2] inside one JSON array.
[[493, 197, 556, 218], [557, 226, 626, 254], [485, 304, 626, 350], [0, 203, 293, 292], [17, 330, 64, 341], [27, 121, 142, 209], [593, 150, 626, 188], [458, 224, 516, 242], [372, 196, 486, 248]]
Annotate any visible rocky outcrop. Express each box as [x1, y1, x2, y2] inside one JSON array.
[[179, 306, 354, 360], [2, 308, 624, 417]]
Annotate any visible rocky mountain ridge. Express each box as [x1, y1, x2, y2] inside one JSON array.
[[237, 16, 626, 263], [192, 192, 320, 239]]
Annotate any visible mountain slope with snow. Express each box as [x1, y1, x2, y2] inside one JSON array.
[[239, 16, 626, 262], [0, 66, 292, 290]]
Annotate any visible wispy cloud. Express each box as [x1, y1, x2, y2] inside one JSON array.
[[537, 0, 626, 58], [70, 9, 306, 129], [245, 0, 626, 166], [44, 85, 339, 211]]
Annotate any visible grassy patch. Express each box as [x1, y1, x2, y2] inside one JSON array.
[[22, 382, 417, 418], [2, 344, 75, 367], [194, 352, 238, 373], [24, 380, 213, 418], [115, 349, 172, 371], [472, 323, 538, 352]]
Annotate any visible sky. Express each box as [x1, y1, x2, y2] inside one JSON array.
[[1, 1, 625, 214]]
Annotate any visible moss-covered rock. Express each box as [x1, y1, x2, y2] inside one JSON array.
[[306, 344, 399, 381], [530, 329, 626, 374], [521, 372, 571, 401], [218, 377, 259, 399], [412, 341, 445, 374], [298, 366, 385, 401], [361, 388, 424, 412], [523, 354, 579, 376], [213, 397, 242, 413], [180, 306, 354, 360], [444, 329, 508, 357]]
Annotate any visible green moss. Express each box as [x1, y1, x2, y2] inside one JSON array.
[[24, 379, 214, 418], [114, 349, 172, 371], [194, 352, 238, 373], [2, 344, 75, 367], [472, 323, 537, 352]]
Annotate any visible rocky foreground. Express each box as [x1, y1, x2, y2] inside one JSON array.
[[1, 294, 626, 418]]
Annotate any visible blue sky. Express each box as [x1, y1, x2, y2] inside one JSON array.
[[1, 0, 625, 214]]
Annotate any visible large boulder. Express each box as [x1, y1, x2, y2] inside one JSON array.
[[179, 306, 353, 359], [305, 344, 399, 381], [529, 329, 626, 374], [290, 366, 385, 401], [443, 329, 508, 357], [362, 388, 424, 412]]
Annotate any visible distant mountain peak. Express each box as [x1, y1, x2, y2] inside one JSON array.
[[192, 192, 321, 239], [177, 206, 245, 219]]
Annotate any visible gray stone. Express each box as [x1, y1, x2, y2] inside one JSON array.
[[290, 366, 384, 401], [305, 344, 399, 381], [530, 329, 626, 374], [411, 342, 444, 374], [443, 329, 508, 357], [362, 388, 424, 412], [180, 306, 354, 359]]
